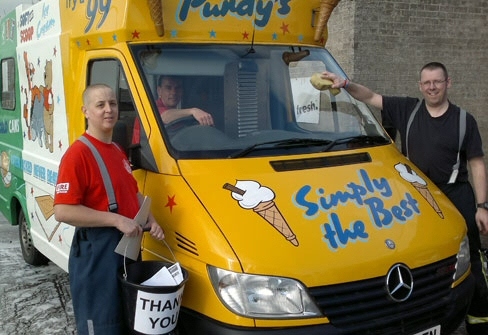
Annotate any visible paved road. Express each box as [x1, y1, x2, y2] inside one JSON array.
[[0, 220, 75, 335], [0, 218, 468, 335]]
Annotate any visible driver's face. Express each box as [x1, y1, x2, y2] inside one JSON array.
[[158, 77, 182, 108]]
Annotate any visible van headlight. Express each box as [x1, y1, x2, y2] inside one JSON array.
[[454, 235, 471, 282], [208, 266, 322, 319]]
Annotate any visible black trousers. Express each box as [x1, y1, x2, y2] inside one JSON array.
[[439, 182, 488, 320]]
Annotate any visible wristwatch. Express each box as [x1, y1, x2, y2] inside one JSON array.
[[477, 202, 488, 210]]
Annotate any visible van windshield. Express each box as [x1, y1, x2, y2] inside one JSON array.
[[131, 44, 390, 159]]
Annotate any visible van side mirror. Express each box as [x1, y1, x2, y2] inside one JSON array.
[[113, 120, 130, 155], [128, 144, 142, 170], [128, 143, 159, 172]]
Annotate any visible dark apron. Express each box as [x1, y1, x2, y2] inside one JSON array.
[[69, 227, 128, 335]]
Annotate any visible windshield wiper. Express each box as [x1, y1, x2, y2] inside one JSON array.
[[322, 135, 390, 152], [229, 136, 388, 158], [229, 138, 332, 158]]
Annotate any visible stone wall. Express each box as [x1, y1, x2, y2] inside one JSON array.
[[326, 0, 488, 139]]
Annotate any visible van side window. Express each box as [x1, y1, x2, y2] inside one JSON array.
[[87, 59, 158, 171], [1, 58, 16, 110], [87, 59, 141, 152]]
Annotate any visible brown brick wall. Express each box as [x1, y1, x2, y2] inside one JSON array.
[[326, 0, 488, 147]]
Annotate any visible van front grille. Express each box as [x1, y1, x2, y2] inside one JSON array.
[[308, 256, 456, 334]]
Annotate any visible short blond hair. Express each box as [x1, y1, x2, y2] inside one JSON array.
[[82, 84, 114, 106]]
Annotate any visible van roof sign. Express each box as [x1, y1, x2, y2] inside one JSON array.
[[58, 0, 340, 47]]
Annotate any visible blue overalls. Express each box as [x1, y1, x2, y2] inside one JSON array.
[[69, 226, 129, 335]]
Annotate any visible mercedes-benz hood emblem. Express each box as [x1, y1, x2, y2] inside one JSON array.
[[386, 263, 414, 302]]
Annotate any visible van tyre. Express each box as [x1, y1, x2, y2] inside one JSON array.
[[18, 210, 49, 266]]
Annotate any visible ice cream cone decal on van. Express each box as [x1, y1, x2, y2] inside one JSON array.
[[224, 181, 299, 246], [395, 163, 444, 219], [314, 0, 341, 42], [147, 0, 164, 36]]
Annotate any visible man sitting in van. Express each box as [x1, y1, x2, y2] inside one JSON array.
[[132, 75, 214, 142]]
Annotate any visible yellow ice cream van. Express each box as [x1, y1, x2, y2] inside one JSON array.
[[0, 0, 474, 334]]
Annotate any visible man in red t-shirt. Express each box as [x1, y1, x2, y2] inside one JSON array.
[[54, 84, 165, 335], [132, 75, 214, 142]]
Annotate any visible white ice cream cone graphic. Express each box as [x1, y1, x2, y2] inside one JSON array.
[[224, 181, 299, 246]]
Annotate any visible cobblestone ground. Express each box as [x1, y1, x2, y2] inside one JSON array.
[[0, 219, 474, 335]]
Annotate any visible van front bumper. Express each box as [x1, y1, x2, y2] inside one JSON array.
[[178, 273, 475, 335]]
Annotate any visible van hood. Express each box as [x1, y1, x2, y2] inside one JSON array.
[[177, 147, 465, 286]]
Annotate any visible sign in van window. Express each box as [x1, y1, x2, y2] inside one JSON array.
[[289, 61, 323, 124]]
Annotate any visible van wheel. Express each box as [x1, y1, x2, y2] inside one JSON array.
[[18, 210, 49, 265]]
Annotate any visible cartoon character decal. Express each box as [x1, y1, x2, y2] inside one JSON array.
[[1, 18, 15, 42], [23, 51, 55, 153], [224, 181, 299, 246], [1, 151, 12, 187]]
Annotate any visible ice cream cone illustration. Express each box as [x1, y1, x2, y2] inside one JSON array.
[[223, 181, 299, 246], [410, 181, 444, 219], [147, 0, 164, 36], [314, 0, 341, 42], [395, 163, 444, 219], [253, 200, 299, 246], [1, 151, 12, 187]]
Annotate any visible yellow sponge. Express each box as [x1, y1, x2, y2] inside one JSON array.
[[310, 73, 341, 95]]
